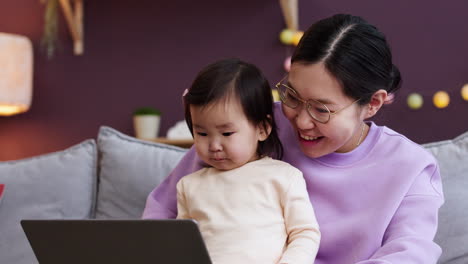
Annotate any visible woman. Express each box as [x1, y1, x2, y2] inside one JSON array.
[[143, 14, 443, 264]]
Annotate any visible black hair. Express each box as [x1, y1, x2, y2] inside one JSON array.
[[184, 58, 283, 159], [292, 14, 402, 104]]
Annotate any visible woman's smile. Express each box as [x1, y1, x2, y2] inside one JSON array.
[[298, 131, 324, 146]]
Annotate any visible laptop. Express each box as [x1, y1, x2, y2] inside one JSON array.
[[21, 219, 212, 264]]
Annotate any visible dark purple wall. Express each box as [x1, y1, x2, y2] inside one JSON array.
[[1, 0, 467, 161]]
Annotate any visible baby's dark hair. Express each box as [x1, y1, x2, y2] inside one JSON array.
[[184, 58, 283, 159]]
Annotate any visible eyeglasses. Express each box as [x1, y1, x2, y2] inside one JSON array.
[[275, 76, 360, 124]]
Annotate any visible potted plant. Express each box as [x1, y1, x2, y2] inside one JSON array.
[[133, 107, 161, 139]]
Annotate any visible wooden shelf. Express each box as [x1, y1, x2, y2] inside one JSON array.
[[144, 137, 194, 148]]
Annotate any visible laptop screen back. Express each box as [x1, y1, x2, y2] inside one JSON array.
[[21, 219, 212, 264]]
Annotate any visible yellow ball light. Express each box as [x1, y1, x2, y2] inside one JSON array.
[[271, 89, 280, 102], [292, 31, 304, 46], [433, 91, 450, 109], [461, 84, 468, 101], [279, 29, 294, 45], [407, 93, 423, 110]]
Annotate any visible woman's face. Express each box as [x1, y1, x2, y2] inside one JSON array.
[[282, 62, 367, 158]]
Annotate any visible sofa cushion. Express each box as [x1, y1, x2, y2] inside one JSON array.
[[423, 131, 468, 264], [95, 126, 188, 219], [0, 140, 97, 264]]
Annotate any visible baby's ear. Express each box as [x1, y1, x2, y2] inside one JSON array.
[[258, 115, 272, 142]]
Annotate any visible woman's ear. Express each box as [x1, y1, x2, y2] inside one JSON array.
[[258, 116, 272, 142], [364, 89, 387, 119]]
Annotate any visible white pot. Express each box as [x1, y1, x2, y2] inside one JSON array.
[[133, 115, 161, 139]]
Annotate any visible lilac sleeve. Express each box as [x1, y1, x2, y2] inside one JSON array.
[[355, 164, 444, 263], [142, 147, 204, 219]]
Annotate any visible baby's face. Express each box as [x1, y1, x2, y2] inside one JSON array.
[[190, 98, 263, 171]]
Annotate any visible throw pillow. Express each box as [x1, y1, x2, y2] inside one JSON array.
[[95, 126, 188, 219], [423, 131, 468, 264], [0, 140, 98, 264]]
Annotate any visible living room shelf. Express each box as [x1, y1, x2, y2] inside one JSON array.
[[145, 137, 194, 148]]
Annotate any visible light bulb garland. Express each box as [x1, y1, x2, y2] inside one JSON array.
[[276, 1, 466, 110], [278, 0, 302, 73], [433, 91, 450, 109], [279, 29, 304, 46], [405, 85, 468, 110], [407, 93, 424, 110], [461, 84, 468, 101]]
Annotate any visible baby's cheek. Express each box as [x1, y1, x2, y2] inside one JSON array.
[[228, 146, 243, 159], [194, 145, 208, 162]]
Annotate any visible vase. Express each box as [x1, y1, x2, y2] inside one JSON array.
[[133, 115, 161, 139]]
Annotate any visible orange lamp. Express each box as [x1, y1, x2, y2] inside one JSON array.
[[0, 32, 33, 116]]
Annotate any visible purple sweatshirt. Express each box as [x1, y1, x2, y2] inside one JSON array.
[[143, 103, 444, 264]]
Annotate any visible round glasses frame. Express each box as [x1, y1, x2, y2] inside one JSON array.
[[275, 76, 360, 124]]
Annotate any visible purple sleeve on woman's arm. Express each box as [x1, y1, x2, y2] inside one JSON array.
[[142, 147, 204, 219]]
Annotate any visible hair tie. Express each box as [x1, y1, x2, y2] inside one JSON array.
[[384, 93, 395, 105]]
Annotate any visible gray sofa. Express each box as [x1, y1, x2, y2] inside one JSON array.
[[0, 126, 467, 264]]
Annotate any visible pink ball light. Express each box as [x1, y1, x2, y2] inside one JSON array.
[[284, 56, 291, 72]]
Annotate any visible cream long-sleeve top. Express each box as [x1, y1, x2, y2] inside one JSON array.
[[176, 157, 320, 264]]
